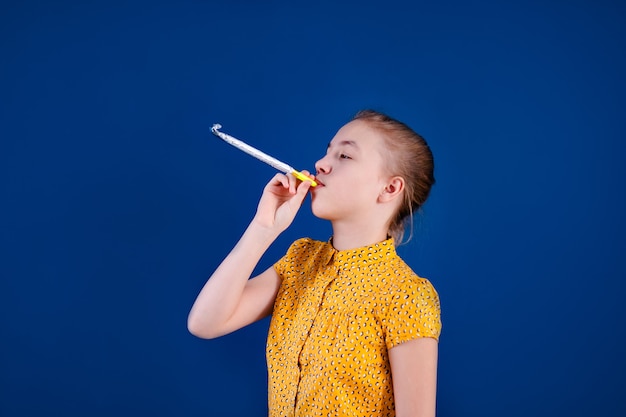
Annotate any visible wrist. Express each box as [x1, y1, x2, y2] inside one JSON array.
[[245, 220, 282, 246]]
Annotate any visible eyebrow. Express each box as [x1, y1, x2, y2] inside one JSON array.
[[327, 140, 360, 150]]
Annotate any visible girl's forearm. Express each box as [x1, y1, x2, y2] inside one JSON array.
[[187, 221, 279, 338]]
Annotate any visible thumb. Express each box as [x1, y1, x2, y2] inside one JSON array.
[[292, 180, 312, 205]]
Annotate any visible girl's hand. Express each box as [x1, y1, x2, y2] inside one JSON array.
[[252, 171, 315, 233]]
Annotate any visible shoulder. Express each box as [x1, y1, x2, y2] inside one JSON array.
[[274, 237, 331, 277], [381, 254, 432, 287], [383, 256, 440, 312], [393, 274, 440, 307], [284, 237, 328, 259]]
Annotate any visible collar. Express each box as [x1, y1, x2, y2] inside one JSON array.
[[320, 237, 397, 268]]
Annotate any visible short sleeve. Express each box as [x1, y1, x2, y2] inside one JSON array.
[[384, 277, 442, 350]]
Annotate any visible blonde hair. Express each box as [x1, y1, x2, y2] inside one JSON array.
[[353, 110, 435, 244]]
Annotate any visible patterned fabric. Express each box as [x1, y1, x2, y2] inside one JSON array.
[[267, 237, 441, 417]]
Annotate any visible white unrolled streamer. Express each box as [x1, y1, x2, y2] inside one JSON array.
[[211, 124, 317, 186]]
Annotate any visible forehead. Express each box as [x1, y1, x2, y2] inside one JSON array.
[[329, 120, 386, 152]]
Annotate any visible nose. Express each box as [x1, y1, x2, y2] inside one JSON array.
[[315, 155, 331, 175]]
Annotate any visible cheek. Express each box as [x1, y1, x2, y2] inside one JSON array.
[[338, 173, 377, 196], [348, 176, 385, 201]]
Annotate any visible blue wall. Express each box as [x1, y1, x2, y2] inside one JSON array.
[[1, 1, 625, 416]]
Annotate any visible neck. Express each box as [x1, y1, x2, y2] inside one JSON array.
[[330, 219, 390, 251]]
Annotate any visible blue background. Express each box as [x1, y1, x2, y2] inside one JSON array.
[[1, 0, 625, 416]]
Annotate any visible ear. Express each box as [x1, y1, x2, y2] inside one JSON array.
[[378, 176, 405, 203]]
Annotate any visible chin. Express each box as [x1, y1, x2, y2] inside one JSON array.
[[311, 206, 329, 220], [311, 200, 333, 221]]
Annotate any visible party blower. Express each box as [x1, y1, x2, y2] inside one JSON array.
[[211, 124, 318, 187]]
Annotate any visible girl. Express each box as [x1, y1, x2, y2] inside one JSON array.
[[188, 110, 441, 417]]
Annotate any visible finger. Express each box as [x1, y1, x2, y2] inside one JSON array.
[[294, 178, 312, 199], [286, 173, 298, 194], [267, 173, 289, 190]]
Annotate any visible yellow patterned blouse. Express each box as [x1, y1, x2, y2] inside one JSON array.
[[267, 237, 441, 417]]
